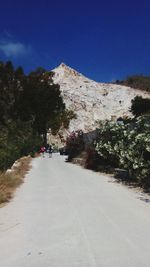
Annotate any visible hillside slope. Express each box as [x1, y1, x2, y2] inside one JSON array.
[[52, 63, 150, 132]]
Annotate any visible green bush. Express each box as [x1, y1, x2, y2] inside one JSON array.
[[0, 121, 42, 170], [95, 116, 150, 189]]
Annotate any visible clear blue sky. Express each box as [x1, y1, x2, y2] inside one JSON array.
[[0, 0, 150, 82]]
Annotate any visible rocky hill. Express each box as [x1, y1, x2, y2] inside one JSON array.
[[52, 63, 150, 133]]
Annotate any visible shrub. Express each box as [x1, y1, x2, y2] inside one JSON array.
[[95, 116, 150, 189], [0, 121, 42, 171], [66, 130, 85, 161], [131, 96, 150, 117], [84, 146, 100, 170]]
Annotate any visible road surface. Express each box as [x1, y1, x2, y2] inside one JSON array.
[[0, 154, 150, 267]]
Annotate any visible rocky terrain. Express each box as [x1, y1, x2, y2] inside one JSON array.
[[51, 63, 150, 133]]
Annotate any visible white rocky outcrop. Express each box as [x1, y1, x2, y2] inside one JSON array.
[[51, 63, 150, 133]]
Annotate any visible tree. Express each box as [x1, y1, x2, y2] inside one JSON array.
[[0, 61, 16, 124], [131, 96, 150, 117], [0, 60, 74, 170], [19, 70, 66, 144]]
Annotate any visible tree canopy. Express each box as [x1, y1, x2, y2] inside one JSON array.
[[0, 60, 74, 170]]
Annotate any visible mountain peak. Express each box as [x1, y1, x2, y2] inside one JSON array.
[[59, 62, 68, 68], [53, 62, 82, 80], [57, 62, 78, 72]]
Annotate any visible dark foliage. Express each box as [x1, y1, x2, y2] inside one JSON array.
[[0, 120, 42, 170], [131, 96, 150, 117], [116, 74, 150, 92], [0, 60, 73, 170], [66, 130, 85, 161], [84, 147, 101, 170]]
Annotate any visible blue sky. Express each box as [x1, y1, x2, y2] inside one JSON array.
[[0, 0, 150, 82]]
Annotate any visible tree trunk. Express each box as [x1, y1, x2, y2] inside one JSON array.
[[43, 130, 47, 146]]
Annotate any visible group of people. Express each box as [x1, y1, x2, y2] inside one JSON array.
[[40, 144, 53, 157]]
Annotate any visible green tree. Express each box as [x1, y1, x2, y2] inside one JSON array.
[[0, 60, 74, 170], [19, 70, 67, 144]]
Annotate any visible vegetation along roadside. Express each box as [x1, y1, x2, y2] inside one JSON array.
[[66, 96, 150, 192], [0, 60, 74, 205], [0, 156, 31, 205]]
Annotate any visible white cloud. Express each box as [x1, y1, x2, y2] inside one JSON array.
[[0, 41, 31, 57]]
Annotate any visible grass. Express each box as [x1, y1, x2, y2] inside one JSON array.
[[0, 156, 32, 205]]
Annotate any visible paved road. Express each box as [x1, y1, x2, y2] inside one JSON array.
[[0, 154, 150, 267]]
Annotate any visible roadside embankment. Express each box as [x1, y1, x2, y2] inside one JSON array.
[[0, 156, 32, 205]]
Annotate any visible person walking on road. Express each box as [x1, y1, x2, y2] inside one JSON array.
[[48, 144, 53, 158]]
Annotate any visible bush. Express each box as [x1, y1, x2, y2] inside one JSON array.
[[66, 130, 85, 161], [84, 147, 100, 170], [131, 96, 150, 117], [95, 121, 121, 167], [0, 121, 42, 171], [95, 116, 150, 189]]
